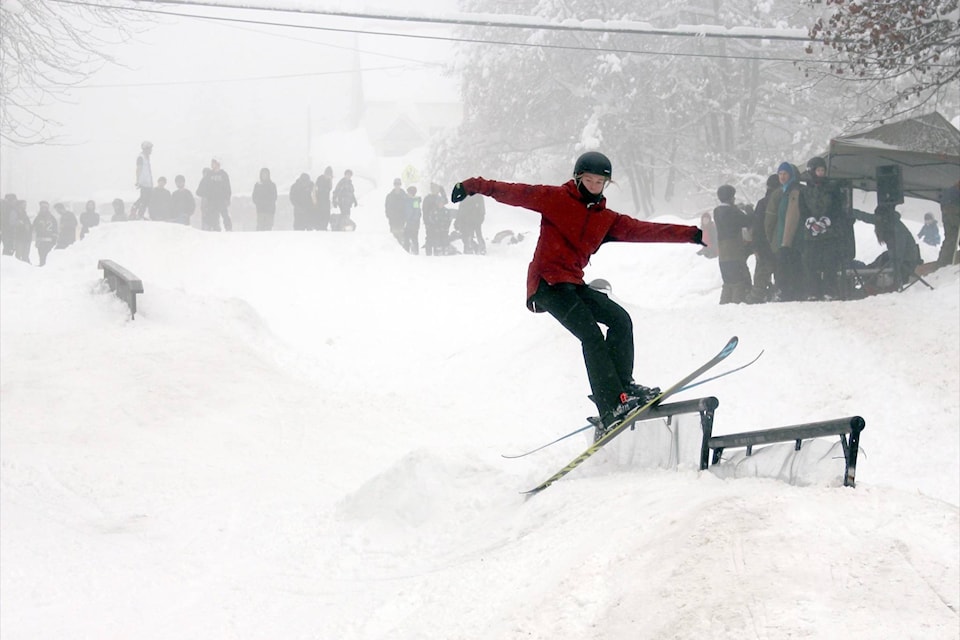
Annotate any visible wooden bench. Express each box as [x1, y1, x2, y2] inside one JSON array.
[[97, 259, 144, 319]]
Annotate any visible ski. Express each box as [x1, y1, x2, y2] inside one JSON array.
[[521, 336, 739, 495], [503, 348, 762, 460]]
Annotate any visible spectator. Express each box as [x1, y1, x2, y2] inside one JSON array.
[[455, 193, 486, 255], [422, 182, 451, 256], [800, 156, 845, 300], [772, 162, 804, 302], [33, 201, 58, 266], [384, 177, 407, 245], [170, 175, 196, 226], [713, 185, 752, 304], [79, 200, 101, 239], [14, 201, 32, 263], [403, 185, 421, 254], [855, 204, 922, 290], [1, 193, 18, 255], [111, 198, 128, 222], [252, 168, 278, 231], [917, 212, 941, 247], [936, 180, 959, 268], [314, 167, 333, 231], [151, 176, 172, 222], [332, 169, 358, 231], [54, 203, 78, 249], [746, 174, 780, 304], [197, 159, 232, 231], [696, 212, 718, 258], [131, 140, 153, 219], [290, 173, 313, 231]]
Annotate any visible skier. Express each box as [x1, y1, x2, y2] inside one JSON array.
[[450, 151, 705, 439]]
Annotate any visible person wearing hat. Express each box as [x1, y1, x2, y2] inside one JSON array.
[[800, 156, 845, 300], [450, 151, 705, 439], [917, 212, 941, 247], [771, 161, 805, 301], [713, 184, 752, 304], [131, 140, 153, 219], [384, 177, 407, 245]]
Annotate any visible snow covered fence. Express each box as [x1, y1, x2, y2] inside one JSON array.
[[702, 416, 866, 487], [97, 259, 144, 319]]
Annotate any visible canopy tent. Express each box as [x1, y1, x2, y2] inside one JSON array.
[[826, 112, 960, 203]]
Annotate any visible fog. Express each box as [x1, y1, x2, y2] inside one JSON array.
[[0, 1, 459, 203]]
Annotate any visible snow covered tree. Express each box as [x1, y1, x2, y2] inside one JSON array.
[[0, 0, 141, 144], [434, 0, 862, 215], [804, 0, 960, 117]]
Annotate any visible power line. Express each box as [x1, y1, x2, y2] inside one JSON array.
[[51, 0, 830, 69], [129, 0, 816, 43]]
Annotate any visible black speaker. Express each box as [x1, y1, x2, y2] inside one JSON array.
[[876, 165, 903, 205]]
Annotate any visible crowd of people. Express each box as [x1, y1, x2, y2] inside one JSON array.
[[700, 158, 959, 303], [0, 140, 494, 265], [383, 179, 486, 256]]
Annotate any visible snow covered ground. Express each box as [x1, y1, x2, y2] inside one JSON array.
[[2, 195, 958, 639]]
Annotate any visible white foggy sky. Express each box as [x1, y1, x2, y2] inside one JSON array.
[[1, 1, 460, 203]]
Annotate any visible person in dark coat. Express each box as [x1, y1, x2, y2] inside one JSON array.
[[455, 193, 486, 254], [110, 198, 127, 222], [917, 212, 941, 247], [855, 205, 922, 290], [14, 201, 32, 263], [713, 185, 752, 304], [197, 158, 232, 231], [937, 180, 960, 268], [79, 200, 101, 239], [745, 174, 780, 303], [451, 151, 704, 437], [54, 203, 78, 248], [314, 167, 333, 231], [252, 168, 278, 231], [384, 178, 407, 245], [32, 201, 58, 266], [800, 157, 845, 300], [403, 186, 421, 254], [422, 182, 451, 256], [290, 173, 313, 231], [1, 193, 19, 255], [150, 177, 172, 222], [331, 169, 358, 231], [170, 175, 195, 225]]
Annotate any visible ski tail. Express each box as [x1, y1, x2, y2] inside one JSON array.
[[522, 336, 739, 495]]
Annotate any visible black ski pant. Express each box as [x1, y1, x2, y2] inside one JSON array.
[[530, 280, 634, 417]]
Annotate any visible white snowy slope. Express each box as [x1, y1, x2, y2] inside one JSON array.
[[1, 204, 958, 639]]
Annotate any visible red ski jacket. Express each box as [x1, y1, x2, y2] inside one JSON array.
[[460, 178, 701, 310]]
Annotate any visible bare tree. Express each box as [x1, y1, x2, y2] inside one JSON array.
[[804, 0, 960, 118], [0, 0, 142, 144]]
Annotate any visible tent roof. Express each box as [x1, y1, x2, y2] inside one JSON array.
[[827, 112, 960, 202]]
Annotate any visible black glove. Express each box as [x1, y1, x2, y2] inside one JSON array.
[[692, 228, 707, 246], [451, 182, 469, 203]]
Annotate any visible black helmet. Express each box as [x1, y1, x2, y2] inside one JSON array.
[[807, 156, 827, 171], [573, 151, 612, 179], [717, 184, 736, 203]]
